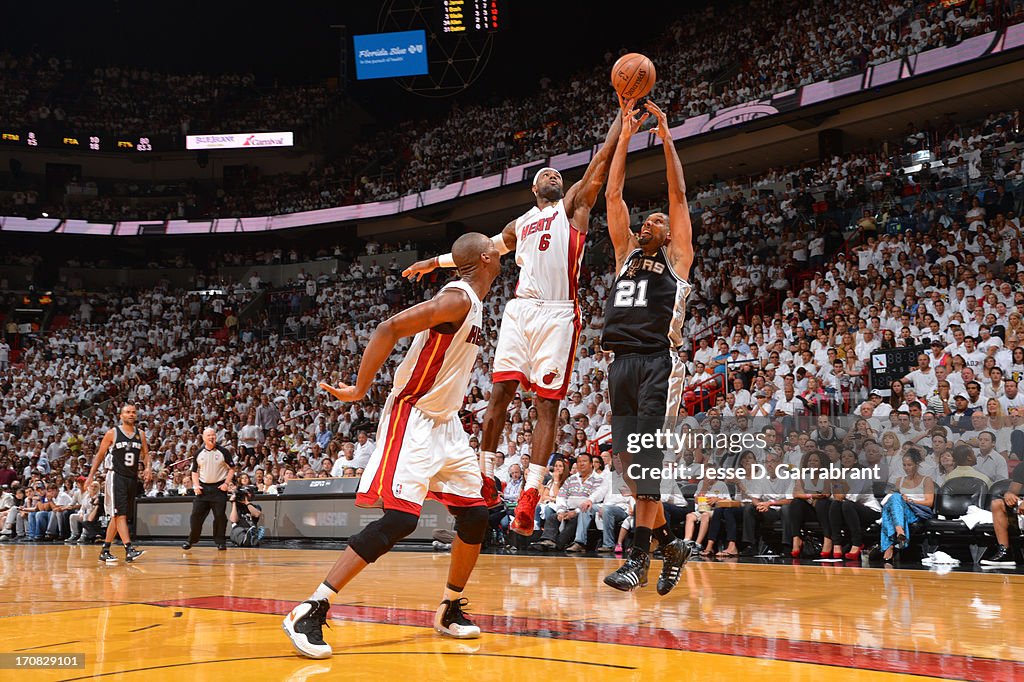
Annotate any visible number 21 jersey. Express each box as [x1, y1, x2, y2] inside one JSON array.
[[602, 247, 692, 354]]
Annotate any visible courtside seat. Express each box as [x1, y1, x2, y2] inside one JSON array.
[[922, 478, 989, 561]]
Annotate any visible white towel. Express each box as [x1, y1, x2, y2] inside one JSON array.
[[959, 504, 993, 530], [922, 551, 960, 566]]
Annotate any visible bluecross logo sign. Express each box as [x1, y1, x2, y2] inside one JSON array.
[[353, 30, 429, 80]]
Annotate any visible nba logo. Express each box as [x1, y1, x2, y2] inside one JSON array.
[[394, 483, 403, 495]]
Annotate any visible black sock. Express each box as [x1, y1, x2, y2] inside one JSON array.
[[653, 523, 675, 547], [103, 542, 111, 550], [633, 527, 652, 554], [125, 543, 132, 550]]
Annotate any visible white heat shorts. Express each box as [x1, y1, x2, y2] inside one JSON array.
[[492, 298, 581, 399]]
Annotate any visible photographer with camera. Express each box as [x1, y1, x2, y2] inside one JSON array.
[[228, 486, 264, 547]]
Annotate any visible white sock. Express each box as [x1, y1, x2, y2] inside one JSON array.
[[480, 450, 496, 477], [310, 581, 338, 603], [525, 463, 546, 491], [442, 584, 464, 603]]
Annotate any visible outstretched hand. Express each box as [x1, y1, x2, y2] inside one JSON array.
[[319, 381, 364, 403], [616, 95, 649, 139], [402, 258, 438, 282], [644, 100, 670, 140]]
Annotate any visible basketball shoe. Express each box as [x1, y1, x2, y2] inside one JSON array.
[[283, 599, 332, 659], [510, 487, 539, 536], [603, 548, 650, 592], [125, 547, 145, 563], [481, 477, 501, 508], [656, 538, 691, 596], [434, 598, 480, 639]]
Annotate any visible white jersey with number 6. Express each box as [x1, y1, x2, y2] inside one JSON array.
[[513, 199, 586, 302]]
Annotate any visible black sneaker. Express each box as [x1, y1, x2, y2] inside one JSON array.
[[656, 538, 691, 596], [98, 549, 117, 563], [434, 597, 480, 639], [980, 545, 1017, 567], [181, 542, 192, 551], [125, 547, 145, 563], [217, 544, 226, 551], [282, 599, 332, 659], [603, 548, 650, 592]]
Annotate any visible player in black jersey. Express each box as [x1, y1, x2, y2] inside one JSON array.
[[85, 404, 152, 564], [601, 99, 694, 595]]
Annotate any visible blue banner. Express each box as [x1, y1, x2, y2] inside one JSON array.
[[353, 30, 429, 80]]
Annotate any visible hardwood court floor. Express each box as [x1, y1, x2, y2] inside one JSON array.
[[0, 543, 1022, 681]]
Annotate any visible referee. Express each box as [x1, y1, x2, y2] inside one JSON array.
[[183, 427, 235, 551]]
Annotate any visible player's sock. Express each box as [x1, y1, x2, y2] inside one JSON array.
[[653, 523, 675, 548], [309, 580, 338, 604], [125, 542, 132, 551], [480, 451, 496, 478], [525, 463, 546, 490], [442, 582, 464, 603], [103, 542, 111, 551], [633, 526, 653, 554]]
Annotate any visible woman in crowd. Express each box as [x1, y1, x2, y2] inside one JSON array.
[[786, 450, 833, 557], [683, 473, 731, 554], [703, 450, 758, 558], [825, 449, 882, 560], [935, 451, 957, 485], [880, 449, 935, 562]]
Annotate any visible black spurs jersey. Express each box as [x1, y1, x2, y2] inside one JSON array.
[[105, 425, 143, 477], [601, 247, 693, 354]]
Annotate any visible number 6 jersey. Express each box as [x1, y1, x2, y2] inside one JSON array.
[[513, 199, 586, 302], [601, 247, 693, 354]]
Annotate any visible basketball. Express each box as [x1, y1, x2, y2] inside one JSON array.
[[611, 52, 656, 99]]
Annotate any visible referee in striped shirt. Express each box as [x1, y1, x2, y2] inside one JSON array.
[[183, 427, 235, 551]]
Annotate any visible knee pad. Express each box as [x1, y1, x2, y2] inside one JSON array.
[[348, 510, 418, 563], [452, 506, 489, 545]]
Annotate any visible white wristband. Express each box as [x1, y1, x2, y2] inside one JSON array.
[[437, 253, 456, 268], [492, 233, 512, 255]]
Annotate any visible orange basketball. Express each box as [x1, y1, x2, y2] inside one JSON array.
[[611, 52, 656, 99]]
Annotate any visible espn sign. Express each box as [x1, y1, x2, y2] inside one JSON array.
[[186, 132, 294, 150]]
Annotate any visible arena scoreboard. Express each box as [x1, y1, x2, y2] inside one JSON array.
[[438, 0, 504, 33], [0, 128, 154, 153]]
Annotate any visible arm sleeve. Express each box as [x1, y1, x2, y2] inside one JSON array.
[[221, 447, 236, 467], [190, 452, 200, 474]]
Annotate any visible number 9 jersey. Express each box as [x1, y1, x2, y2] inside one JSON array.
[[105, 425, 143, 477], [601, 247, 693, 354]]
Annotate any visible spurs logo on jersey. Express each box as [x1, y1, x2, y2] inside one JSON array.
[[389, 281, 483, 419], [105, 425, 142, 477], [602, 247, 693, 353], [513, 199, 586, 302]]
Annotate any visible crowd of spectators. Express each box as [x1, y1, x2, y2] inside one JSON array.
[[0, 51, 337, 140]]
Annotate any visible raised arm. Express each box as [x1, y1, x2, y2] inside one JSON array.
[[646, 101, 694, 280], [403, 225, 514, 281], [140, 431, 152, 484], [564, 108, 624, 232], [606, 99, 646, 269], [319, 288, 472, 402]]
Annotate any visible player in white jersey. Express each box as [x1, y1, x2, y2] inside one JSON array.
[[404, 109, 625, 535], [283, 233, 501, 659]]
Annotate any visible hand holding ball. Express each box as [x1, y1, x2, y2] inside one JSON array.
[[611, 53, 656, 99]]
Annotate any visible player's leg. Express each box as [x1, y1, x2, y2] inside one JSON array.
[[118, 477, 144, 561], [98, 475, 119, 562], [510, 303, 579, 534], [481, 300, 533, 508], [283, 510, 420, 659], [436, 505, 487, 639], [479, 379, 519, 507]]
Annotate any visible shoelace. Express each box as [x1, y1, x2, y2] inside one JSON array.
[[313, 601, 332, 630], [449, 597, 473, 624]]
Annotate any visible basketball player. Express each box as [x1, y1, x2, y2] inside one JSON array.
[[403, 111, 624, 535], [283, 233, 501, 659], [600, 99, 694, 594], [84, 404, 152, 564]]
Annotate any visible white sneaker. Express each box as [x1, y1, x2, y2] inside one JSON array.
[[434, 598, 481, 639], [282, 600, 333, 659]]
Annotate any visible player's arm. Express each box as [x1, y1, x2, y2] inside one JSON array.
[[606, 99, 644, 267], [140, 431, 152, 484], [403, 225, 514, 281], [564, 107, 625, 226], [320, 288, 472, 402], [646, 101, 694, 280], [84, 429, 114, 488]]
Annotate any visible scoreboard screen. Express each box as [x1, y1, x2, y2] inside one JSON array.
[[0, 129, 154, 153], [439, 0, 504, 33]]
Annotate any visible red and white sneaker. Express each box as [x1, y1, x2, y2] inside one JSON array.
[[510, 487, 539, 536], [481, 477, 501, 508]]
